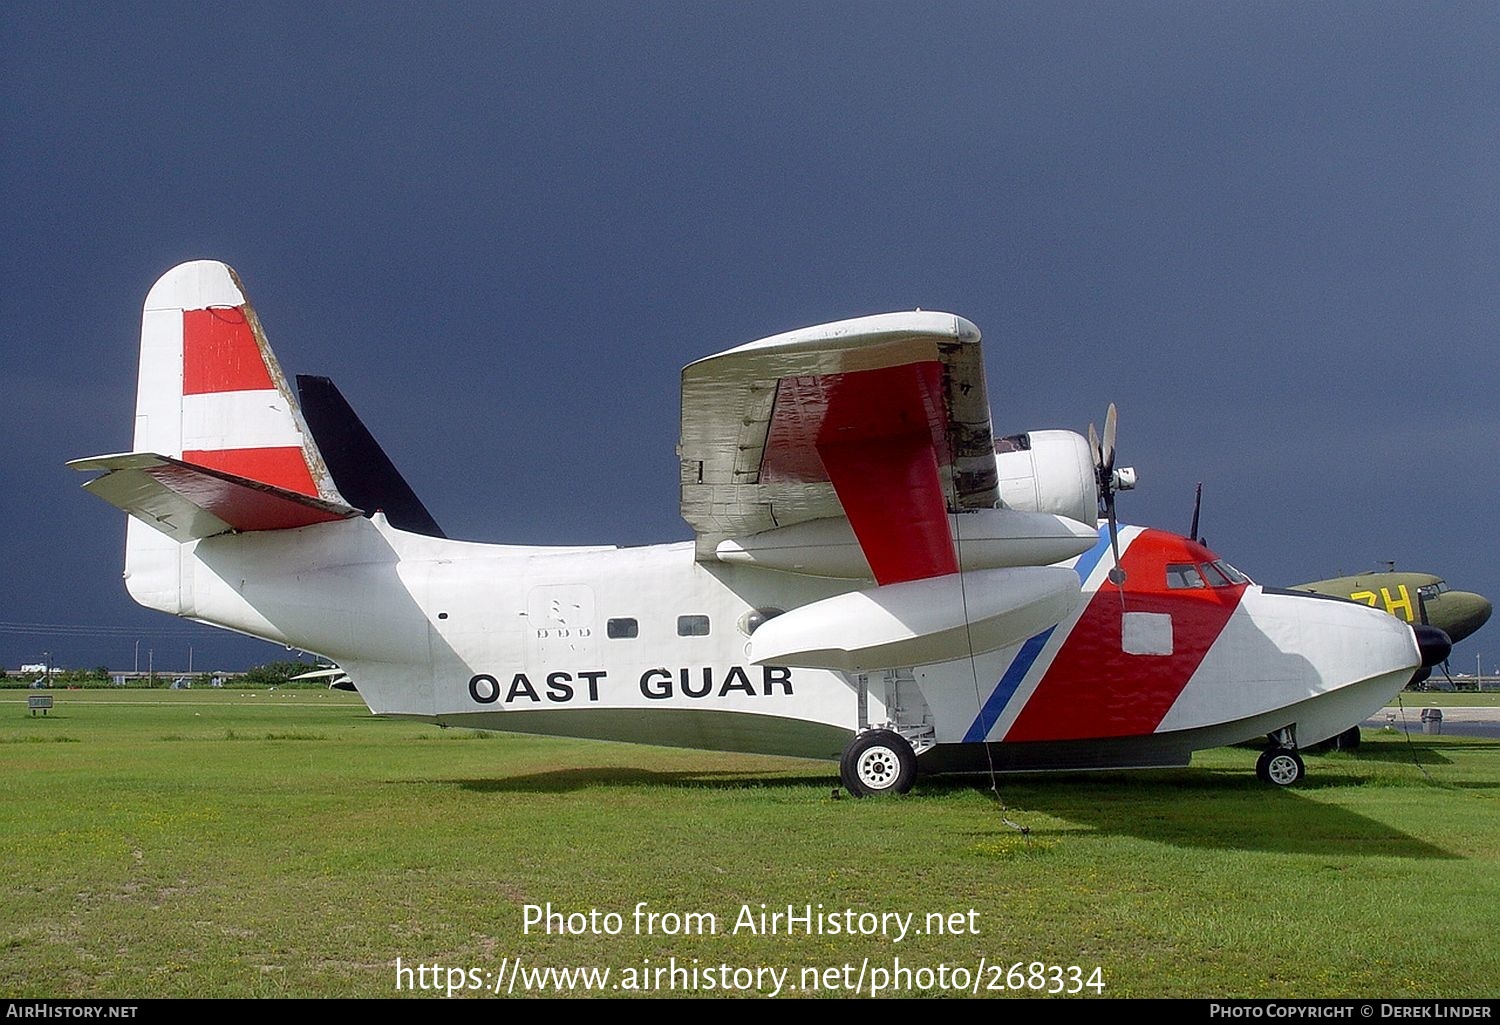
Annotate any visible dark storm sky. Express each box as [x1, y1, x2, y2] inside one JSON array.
[[3, 3, 1496, 673]]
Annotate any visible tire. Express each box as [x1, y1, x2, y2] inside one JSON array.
[[839, 729, 917, 797], [1256, 747, 1304, 787], [1335, 725, 1361, 750]]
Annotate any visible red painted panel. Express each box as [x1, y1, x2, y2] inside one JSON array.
[[820, 435, 958, 584], [146, 462, 344, 532], [182, 447, 318, 498], [1005, 530, 1245, 741], [182, 307, 275, 395], [759, 362, 951, 483], [758, 361, 957, 584]]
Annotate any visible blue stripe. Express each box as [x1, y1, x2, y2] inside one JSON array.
[[1071, 525, 1113, 587], [960, 526, 1115, 743], [963, 626, 1056, 743]]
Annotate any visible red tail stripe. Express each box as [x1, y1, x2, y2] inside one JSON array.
[[181, 447, 318, 498], [182, 307, 275, 395]]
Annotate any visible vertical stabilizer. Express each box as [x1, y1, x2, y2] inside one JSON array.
[[117, 260, 349, 613], [136, 261, 340, 500]]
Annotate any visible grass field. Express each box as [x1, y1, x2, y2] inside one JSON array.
[[1395, 692, 1500, 707], [2, 689, 1498, 999]]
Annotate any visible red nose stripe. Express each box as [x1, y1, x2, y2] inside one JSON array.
[[1005, 531, 1245, 742], [182, 447, 318, 498], [182, 307, 275, 395]]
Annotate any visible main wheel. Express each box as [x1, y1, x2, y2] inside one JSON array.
[[1312, 725, 1362, 753], [1256, 747, 1304, 787], [839, 729, 917, 797]]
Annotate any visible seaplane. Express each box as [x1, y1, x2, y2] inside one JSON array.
[[70, 261, 1449, 795]]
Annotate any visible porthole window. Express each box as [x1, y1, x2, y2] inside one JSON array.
[[677, 615, 710, 637], [607, 618, 639, 639]]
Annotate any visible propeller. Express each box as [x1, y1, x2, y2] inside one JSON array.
[[1089, 403, 1136, 588]]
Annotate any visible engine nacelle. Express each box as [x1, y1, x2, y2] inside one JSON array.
[[715, 507, 1098, 578], [995, 429, 1098, 527], [746, 565, 1084, 672]]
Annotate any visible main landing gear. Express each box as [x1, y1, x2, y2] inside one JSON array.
[[1255, 727, 1304, 786], [839, 729, 918, 797]]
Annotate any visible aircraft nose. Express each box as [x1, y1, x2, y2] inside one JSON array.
[[1443, 592, 1493, 644], [1413, 624, 1452, 668]]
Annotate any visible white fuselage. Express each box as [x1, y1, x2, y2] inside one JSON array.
[[135, 514, 1421, 768], [153, 514, 879, 759]]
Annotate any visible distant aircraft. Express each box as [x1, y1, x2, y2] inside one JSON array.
[[71, 262, 1447, 793], [1187, 487, 1490, 651], [1289, 572, 1491, 650]]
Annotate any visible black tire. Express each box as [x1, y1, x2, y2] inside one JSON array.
[[839, 729, 917, 797], [1334, 725, 1361, 750], [1256, 747, 1304, 787]]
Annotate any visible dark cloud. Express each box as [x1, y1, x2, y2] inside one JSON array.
[[3, 3, 1496, 670]]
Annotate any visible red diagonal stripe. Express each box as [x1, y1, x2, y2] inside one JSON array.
[[1005, 531, 1246, 741]]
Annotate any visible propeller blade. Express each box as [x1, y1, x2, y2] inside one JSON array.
[[1101, 403, 1117, 472], [1088, 422, 1101, 469]]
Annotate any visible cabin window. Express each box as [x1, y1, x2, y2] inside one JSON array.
[[1166, 564, 1205, 589], [606, 618, 638, 639], [677, 615, 710, 637]]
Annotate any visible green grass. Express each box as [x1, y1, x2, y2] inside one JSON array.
[[1394, 692, 1500, 707], [1, 690, 1497, 999]]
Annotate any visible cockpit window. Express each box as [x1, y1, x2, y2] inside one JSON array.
[[1169, 560, 1251, 590], [1167, 564, 1206, 589], [1417, 581, 1448, 601], [1200, 562, 1233, 587], [1211, 560, 1251, 585]]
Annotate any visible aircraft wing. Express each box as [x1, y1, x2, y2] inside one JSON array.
[[679, 312, 997, 584]]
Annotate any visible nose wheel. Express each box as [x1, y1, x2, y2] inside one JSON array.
[[839, 729, 918, 797], [1256, 747, 1305, 787]]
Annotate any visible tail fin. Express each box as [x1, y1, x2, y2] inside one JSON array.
[[132, 260, 343, 502], [296, 374, 447, 538], [71, 261, 358, 613]]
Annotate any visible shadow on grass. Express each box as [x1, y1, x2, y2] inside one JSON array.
[[917, 772, 1459, 859], [452, 767, 836, 793], [441, 766, 1457, 859], [1307, 747, 1454, 767]]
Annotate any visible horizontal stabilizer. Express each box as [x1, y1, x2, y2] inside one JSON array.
[[70, 452, 360, 542], [747, 565, 1082, 672]]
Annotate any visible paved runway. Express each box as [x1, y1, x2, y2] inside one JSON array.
[[1362, 705, 1500, 739]]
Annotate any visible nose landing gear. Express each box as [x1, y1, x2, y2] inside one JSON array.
[[1256, 726, 1305, 786], [1256, 747, 1305, 786]]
